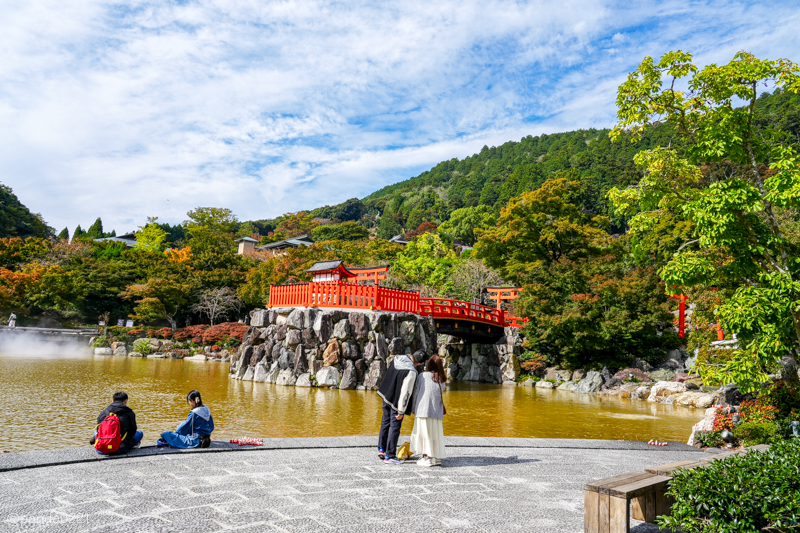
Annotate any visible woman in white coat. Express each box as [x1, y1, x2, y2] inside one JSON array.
[[409, 355, 447, 467]]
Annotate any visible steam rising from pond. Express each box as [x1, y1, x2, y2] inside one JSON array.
[[0, 331, 90, 358]]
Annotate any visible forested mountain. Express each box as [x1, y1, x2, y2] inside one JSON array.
[[0, 184, 53, 238], [350, 89, 800, 239]]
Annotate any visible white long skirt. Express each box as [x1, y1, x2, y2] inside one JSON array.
[[409, 417, 445, 459]]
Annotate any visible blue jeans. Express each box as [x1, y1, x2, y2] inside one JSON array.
[[95, 430, 143, 455]]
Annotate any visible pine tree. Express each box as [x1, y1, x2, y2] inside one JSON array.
[[376, 203, 403, 239], [57, 227, 69, 240], [87, 217, 103, 238], [73, 225, 85, 239]]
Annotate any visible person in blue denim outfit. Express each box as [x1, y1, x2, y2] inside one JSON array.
[[157, 390, 214, 449]]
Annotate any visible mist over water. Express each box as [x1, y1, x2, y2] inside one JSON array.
[[0, 351, 702, 452], [0, 331, 90, 358]]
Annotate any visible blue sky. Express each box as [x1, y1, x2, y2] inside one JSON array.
[[1, 0, 799, 233]]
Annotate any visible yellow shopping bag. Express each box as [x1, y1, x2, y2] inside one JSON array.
[[397, 441, 412, 460]]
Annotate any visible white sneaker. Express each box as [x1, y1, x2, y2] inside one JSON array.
[[416, 457, 428, 466], [417, 457, 434, 467]]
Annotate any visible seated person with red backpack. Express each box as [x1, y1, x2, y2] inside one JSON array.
[[91, 392, 143, 454]]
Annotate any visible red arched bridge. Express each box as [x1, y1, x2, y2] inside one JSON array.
[[268, 260, 527, 343]]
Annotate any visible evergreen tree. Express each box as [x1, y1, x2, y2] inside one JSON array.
[[87, 218, 103, 238], [376, 202, 402, 239], [73, 225, 85, 239], [57, 227, 69, 240]]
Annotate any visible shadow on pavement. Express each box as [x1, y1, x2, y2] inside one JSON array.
[[445, 455, 541, 466]]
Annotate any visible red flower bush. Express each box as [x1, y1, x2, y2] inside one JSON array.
[[739, 400, 778, 424], [712, 410, 734, 432], [202, 322, 248, 345]]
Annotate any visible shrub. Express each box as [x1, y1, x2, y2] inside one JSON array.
[[736, 422, 778, 446], [659, 439, 800, 533], [131, 338, 152, 354], [712, 410, 735, 432], [739, 399, 778, 424], [758, 380, 800, 420], [91, 337, 110, 348], [202, 322, 248, 346], [694, 431, 725, 448], [519, 352, 547, 375]]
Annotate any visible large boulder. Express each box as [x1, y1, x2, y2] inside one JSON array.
[[268, 310, 279, 325], [242, 366, 254, 381], [276, 369, 297, 386], [251, 309, 268, 327], [265, 362, 280, 383], [277, 348, 293, 370], [294, 345, 308, 375], [333, 319, 350, 340], [316, 366, 341, 387], [375, 333, 388, 360], [613, 368, 652, 382], [302, 328, 318, 348], [323, 339, 341, 366], [285, 329, 302, 349], [557, 381, 576, 391], [535, 380, 555, 389], [112, 345, 127, 356], [400, 321, 415, 345], [296, 373, 312, 387], [544, 367, 571, 383], [571, 369, 586, 382], [253, 361, 269, 382], [275, 324, 287, 342], [389, 337, 404, 355], [363, 342, 377, 363], [251, 344, 266, 366], [719, 383, 754, 406], [342, 341, 360, 361], [355, 359, 367, 383], [94, 347, 113, 356], [364, 360, 386, 390], [339, 361, 358, 390], [648, 369, 676, 382], [500, 354, 520, 382], [286, 308, 305, 329], [574, 371, 604, 394], [647, 381, 687, 403], [687, 406, 719, 446], [349, 313, 370, 341], [313, 313, 332, 344]]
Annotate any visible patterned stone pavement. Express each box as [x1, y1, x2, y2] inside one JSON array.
[[0, 438, 704, 533]]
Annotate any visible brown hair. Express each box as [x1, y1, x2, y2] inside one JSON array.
[[426, 355, 446, 384]]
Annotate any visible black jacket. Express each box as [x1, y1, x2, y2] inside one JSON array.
[[97, 402, 138, 448], [377, 355, 418, 415]]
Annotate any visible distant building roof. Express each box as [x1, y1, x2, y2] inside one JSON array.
[[256, 234, 314, 251], [235, 237, 259, 243], [388, 234, 408, 245], [94, 233, 137, 247], [306, 260, 345, 273]]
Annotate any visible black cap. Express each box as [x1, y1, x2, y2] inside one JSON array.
[[411, 350, 428, 364]]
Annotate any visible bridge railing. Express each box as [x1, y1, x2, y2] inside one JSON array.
[[419, 298, 505, 327], [269, 282, 420, 313]]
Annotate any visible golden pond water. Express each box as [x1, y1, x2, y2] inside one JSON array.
[[0, 352, 702, 452]]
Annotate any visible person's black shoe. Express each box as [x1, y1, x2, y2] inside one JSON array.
[[378, 447, 385, 460], [200, 436, 211, 449]]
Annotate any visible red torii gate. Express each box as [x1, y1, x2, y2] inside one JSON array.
[[485, 287, 529, 328], [669, 289, 724, 340]]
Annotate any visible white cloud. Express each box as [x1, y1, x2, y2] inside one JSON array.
[[0, 0, 798, 232]]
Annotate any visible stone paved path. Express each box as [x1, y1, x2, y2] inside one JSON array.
[[0, 438, 704, 533]]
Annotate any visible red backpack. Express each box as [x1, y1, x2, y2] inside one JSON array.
[[95, 413, 125, 453]]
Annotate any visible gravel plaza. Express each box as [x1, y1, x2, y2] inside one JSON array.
[[0, 437, 705, 533]]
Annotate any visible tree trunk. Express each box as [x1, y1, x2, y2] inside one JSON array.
[[169, 317, 177, 331]]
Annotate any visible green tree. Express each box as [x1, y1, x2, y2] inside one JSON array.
[[376, 201, 403, 239], [135, 217, 168, 251], [184, 207, 238, 269], [475, 178, 608, 284], [57, 228, 69, 241], [86, 218, 104, 238], [311, 221, 369, 242], [609, 50, 800, 391], [439, 205, 494, 245], [121, 276, 195, 331], [73, 225, 85, 240], [391, 233, 456, 294], [0, 184, 53, 238]]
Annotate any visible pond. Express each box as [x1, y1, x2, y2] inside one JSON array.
[[0, 352, 702, 452]]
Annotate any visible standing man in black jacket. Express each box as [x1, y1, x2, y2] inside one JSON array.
[[377, 350, 426, 464], [92, 392, 143, 453]]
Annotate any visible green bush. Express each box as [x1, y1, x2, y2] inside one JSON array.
[[91, 337, 110, 348], [736, 422, 778, 446], [131, 338, 152, 354], [659, 439, 800, 533], [695, 431, 725, 449]]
